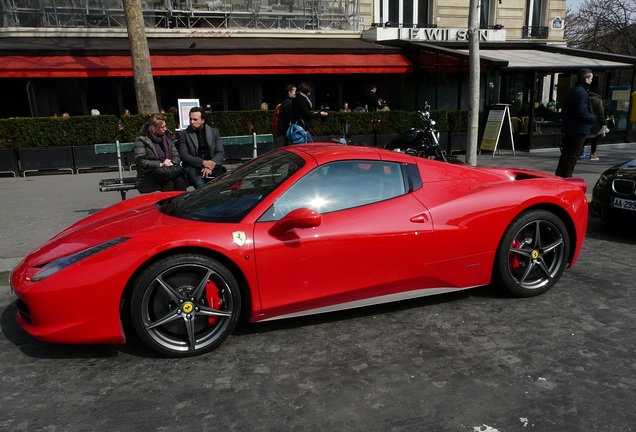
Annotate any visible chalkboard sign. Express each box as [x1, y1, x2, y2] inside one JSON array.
[[480, 105, 515, 156]]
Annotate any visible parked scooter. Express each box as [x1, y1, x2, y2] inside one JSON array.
[[385, 104, 458, 163]]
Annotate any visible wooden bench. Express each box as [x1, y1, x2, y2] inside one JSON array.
[[95, 141, 136, 201], [95, 134, 275, 201]]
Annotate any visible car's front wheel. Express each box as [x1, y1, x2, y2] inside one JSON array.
[[493, 209, 570, 297], [130, 253, 241, 357]]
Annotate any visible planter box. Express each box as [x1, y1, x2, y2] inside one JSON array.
[[72, 145, 120, 173], [224, 144, 254, 160], [313, 134, 398, 148], [18, 146, 75, 176], [443, 132, 467, 154], [0, 148, 19, 177]]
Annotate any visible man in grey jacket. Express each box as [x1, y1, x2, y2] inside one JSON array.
[[177, 106, 225, 188]]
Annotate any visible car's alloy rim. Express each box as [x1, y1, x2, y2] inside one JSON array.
[[140, 263, 234, 353], [507, 219, 566, 290]]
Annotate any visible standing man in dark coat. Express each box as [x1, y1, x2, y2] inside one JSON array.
[[277, 83, 296, 145], [292, 81, 328, 143], [365, 84, 380, 112], [555, 69, 597, 178], [177, 106, 225, 188]]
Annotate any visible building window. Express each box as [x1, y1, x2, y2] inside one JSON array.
[[403, 0, 414, 25], [523, 0, 548, 38], [527, 0, 543, 28], [480, 0, 493, 28], [380, 0, 431, 27]]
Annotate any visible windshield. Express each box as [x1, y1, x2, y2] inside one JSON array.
[[161, 151, 305, 222]]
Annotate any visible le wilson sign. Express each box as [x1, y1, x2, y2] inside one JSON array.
[[363, 27, 507, 42], [405, 28, 504, 41]]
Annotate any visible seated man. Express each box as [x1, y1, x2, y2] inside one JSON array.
[[177, 106, 225, 188]]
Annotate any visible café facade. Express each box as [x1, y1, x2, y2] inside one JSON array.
[[1, 1, 636, 150]]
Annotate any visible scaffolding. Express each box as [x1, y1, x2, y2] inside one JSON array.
[[1, 0, 359, 31]]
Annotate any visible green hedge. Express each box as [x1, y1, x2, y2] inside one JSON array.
[[0, 114, 176, 148], [0, 110, 468, 148]]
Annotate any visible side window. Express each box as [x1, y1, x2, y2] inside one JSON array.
[[259, 160, 407, 222]]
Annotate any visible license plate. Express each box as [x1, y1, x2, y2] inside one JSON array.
[[611, 197, 636, 211]]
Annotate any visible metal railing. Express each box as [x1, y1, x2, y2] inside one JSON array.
[[522, 25, 548, 39], [372, 22, 437, 28], [1, 0, 359, 31]]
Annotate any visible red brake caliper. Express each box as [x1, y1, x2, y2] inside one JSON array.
[[206, 279, 223, 325], [509, 238, 522, 270]]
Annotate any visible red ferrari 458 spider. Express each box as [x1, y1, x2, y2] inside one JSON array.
[[11, 144, 588, 357]]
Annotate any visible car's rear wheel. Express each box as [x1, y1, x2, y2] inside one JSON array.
[[494, 209, 570, 297], [130, 253, 241, 357]]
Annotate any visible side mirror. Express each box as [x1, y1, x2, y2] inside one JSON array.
[[268, 208, 322, 236]]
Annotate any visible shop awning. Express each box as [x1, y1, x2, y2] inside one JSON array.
[[0, 53, 413, 78], [407, 42, 636, 73], [459, 48, 636, 72]]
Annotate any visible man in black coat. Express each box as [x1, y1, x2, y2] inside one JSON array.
[[177, 107, 225, 188], [366, 84, 380, 112], [277, 83, 296, 145], [292, 81, 328, 143], [555, 69, 597, 178]]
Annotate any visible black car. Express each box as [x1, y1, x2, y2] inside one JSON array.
[[591, 158, 636, 223]]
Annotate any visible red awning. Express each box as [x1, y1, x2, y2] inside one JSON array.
[[0, 53, 413, 77]]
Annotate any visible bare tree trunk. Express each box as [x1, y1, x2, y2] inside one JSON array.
[[122, 0, 159, 114], [466, 0, 480, 166]]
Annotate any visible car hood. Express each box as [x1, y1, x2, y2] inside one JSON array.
[[606, 159, 636, 177], [25, 193, 184, 268]]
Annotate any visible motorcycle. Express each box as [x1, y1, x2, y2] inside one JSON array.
[[384, 104, 460, 163]]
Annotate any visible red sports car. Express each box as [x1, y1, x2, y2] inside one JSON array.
[[11, 144, 588, 357]]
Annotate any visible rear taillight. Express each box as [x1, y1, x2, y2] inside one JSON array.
[[564, 177, 587, 194]]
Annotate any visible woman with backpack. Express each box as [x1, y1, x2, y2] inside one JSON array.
[[292, 82, 328, 143]]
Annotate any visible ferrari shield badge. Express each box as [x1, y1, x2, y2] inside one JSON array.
[[232, 231, 246, 247]]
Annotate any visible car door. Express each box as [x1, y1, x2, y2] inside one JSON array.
[[252, 160, 434, 319]]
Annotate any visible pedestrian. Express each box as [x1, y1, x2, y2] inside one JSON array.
[[177, 106, 225, 189], [555, 69, 597, 178], [582, 87, 608, 161], [134, 113, 187, 193], [365, 84, 389, 111], [365, 84, 380, 112], [293, 81, 328, 143], [277, 83, 296, 145], [340, 102, 351, 112], [352, 102, 366, 112], [260, 98, 269, 110], [168, 106, 180, 129]]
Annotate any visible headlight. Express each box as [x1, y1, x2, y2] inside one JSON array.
[[595, 174, 609, 188], [31, 237, 130, 281]]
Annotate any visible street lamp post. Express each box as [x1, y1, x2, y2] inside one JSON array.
[[466, 0, 480, 166]]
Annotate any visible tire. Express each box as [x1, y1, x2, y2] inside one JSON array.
[[130, 253, 241, 357], [493, 209, 570, 297]]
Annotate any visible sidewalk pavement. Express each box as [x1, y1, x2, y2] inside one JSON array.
[[1, 142, 634, 274], [473, 142, 635, 191]]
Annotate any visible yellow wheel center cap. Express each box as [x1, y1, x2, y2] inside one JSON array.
[[531, 250, 540, 259], [183, 303, 194, 314]]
